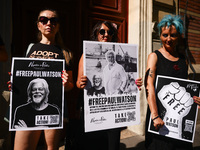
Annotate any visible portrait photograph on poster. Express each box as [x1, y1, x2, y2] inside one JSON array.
[[83, 41, 140, 132], [9, 58, 65, 131], [148, 75, 199, 143]]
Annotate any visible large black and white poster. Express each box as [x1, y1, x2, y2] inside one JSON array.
[[9, 58, 65, 131], [148, 75, 199, 143], [83, 41, 140, 132]]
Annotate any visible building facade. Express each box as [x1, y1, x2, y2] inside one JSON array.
[[0, 0, 199, 149]]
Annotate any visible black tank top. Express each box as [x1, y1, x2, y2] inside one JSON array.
[[145, 51, 192, 149], [155, 50, 188, 79]]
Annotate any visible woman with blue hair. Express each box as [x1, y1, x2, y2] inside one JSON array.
[[145, 15, 194, 150], [157, 15, 184, 36]]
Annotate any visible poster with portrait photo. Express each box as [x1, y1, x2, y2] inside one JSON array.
[[148, 75, 199, 143], [83, 41, 140, 132], [9, 57, 65, 131]]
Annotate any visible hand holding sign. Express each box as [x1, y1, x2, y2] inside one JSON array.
[[14, 120, 28, 129], [157, 82, 193, 138]]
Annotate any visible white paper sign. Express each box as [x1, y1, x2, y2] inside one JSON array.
[[148, 75, 199, 143], [83, 41, 140, 132]]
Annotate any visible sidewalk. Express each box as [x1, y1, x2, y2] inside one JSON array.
[[120, 124, 200, 150], [120, 129, 145, 150], [59, 124, 200, 150]]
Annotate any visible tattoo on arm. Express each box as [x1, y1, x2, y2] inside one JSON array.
[[148, 69, 153, 77]]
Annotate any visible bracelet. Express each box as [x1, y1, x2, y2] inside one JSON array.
[[152, 115, 159, 121]]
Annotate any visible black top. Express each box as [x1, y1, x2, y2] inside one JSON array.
[[87, 87, 105, 96], [26, 43, 72, 70], [13, 103, 60, 128], [155, 50, 188, 79], [145, 50, 192, 150]]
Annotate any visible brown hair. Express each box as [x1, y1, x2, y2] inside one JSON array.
[[90, 21, 118, 42], [37, 9, 64, 48], [37, 9, 73, 65]]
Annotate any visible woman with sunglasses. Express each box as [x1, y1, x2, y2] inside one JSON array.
[[75, 21, 142, 150], [13, 9, 74, 150]]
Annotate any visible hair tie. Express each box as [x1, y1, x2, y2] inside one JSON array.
[[152, 115, 159, 121]]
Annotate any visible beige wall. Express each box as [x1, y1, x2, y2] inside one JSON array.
[[128, 0, 152, 135]]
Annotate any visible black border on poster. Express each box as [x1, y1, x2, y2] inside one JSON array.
[[9, 57, 65, 131], [148, 75, 199, 143]]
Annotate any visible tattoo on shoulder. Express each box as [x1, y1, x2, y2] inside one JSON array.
[[148, 69, 153, 77]]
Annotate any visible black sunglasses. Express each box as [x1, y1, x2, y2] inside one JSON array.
[[38, 16, 59, 25], [99, 29, 113, 36]]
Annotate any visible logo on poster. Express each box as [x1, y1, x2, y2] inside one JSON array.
[[115, 111, 135, 123], [184, 119, 194, 133], [28, 61, 50, 69], [186, 84, 198, 92], [35, 115, 59, 125], [90, 116, 106, 124]]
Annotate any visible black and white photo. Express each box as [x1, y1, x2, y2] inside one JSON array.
[[103, 50, 127, 95], [9, 58, 64, 131], [83, 41, 140, 132]]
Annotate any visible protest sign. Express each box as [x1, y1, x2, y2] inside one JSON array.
[[148, 75, 199, 143], [9, 58, 64, 131], [83, 41, 140, 132]]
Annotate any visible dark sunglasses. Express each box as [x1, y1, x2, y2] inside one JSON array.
[[99, 29, 113, 36], [38, 16, 59, 25]]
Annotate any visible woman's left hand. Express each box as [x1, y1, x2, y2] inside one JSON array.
[[135, 77, 143, 91], [193, 96, 200, 109], [7, 72, 12, 91]]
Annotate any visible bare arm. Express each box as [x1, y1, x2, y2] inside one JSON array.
[[145, 52, 164, 130], [76, 54, 87, 89], [62, 70, 74, 91]]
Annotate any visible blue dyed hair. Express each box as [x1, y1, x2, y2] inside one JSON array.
[[157, 15, 184, 36]]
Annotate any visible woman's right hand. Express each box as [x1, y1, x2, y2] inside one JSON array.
[[193, 96, 200, 109], [77, 75, 87, 89], [135, 77, 143, 91], [152, 116, 164, 131]]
